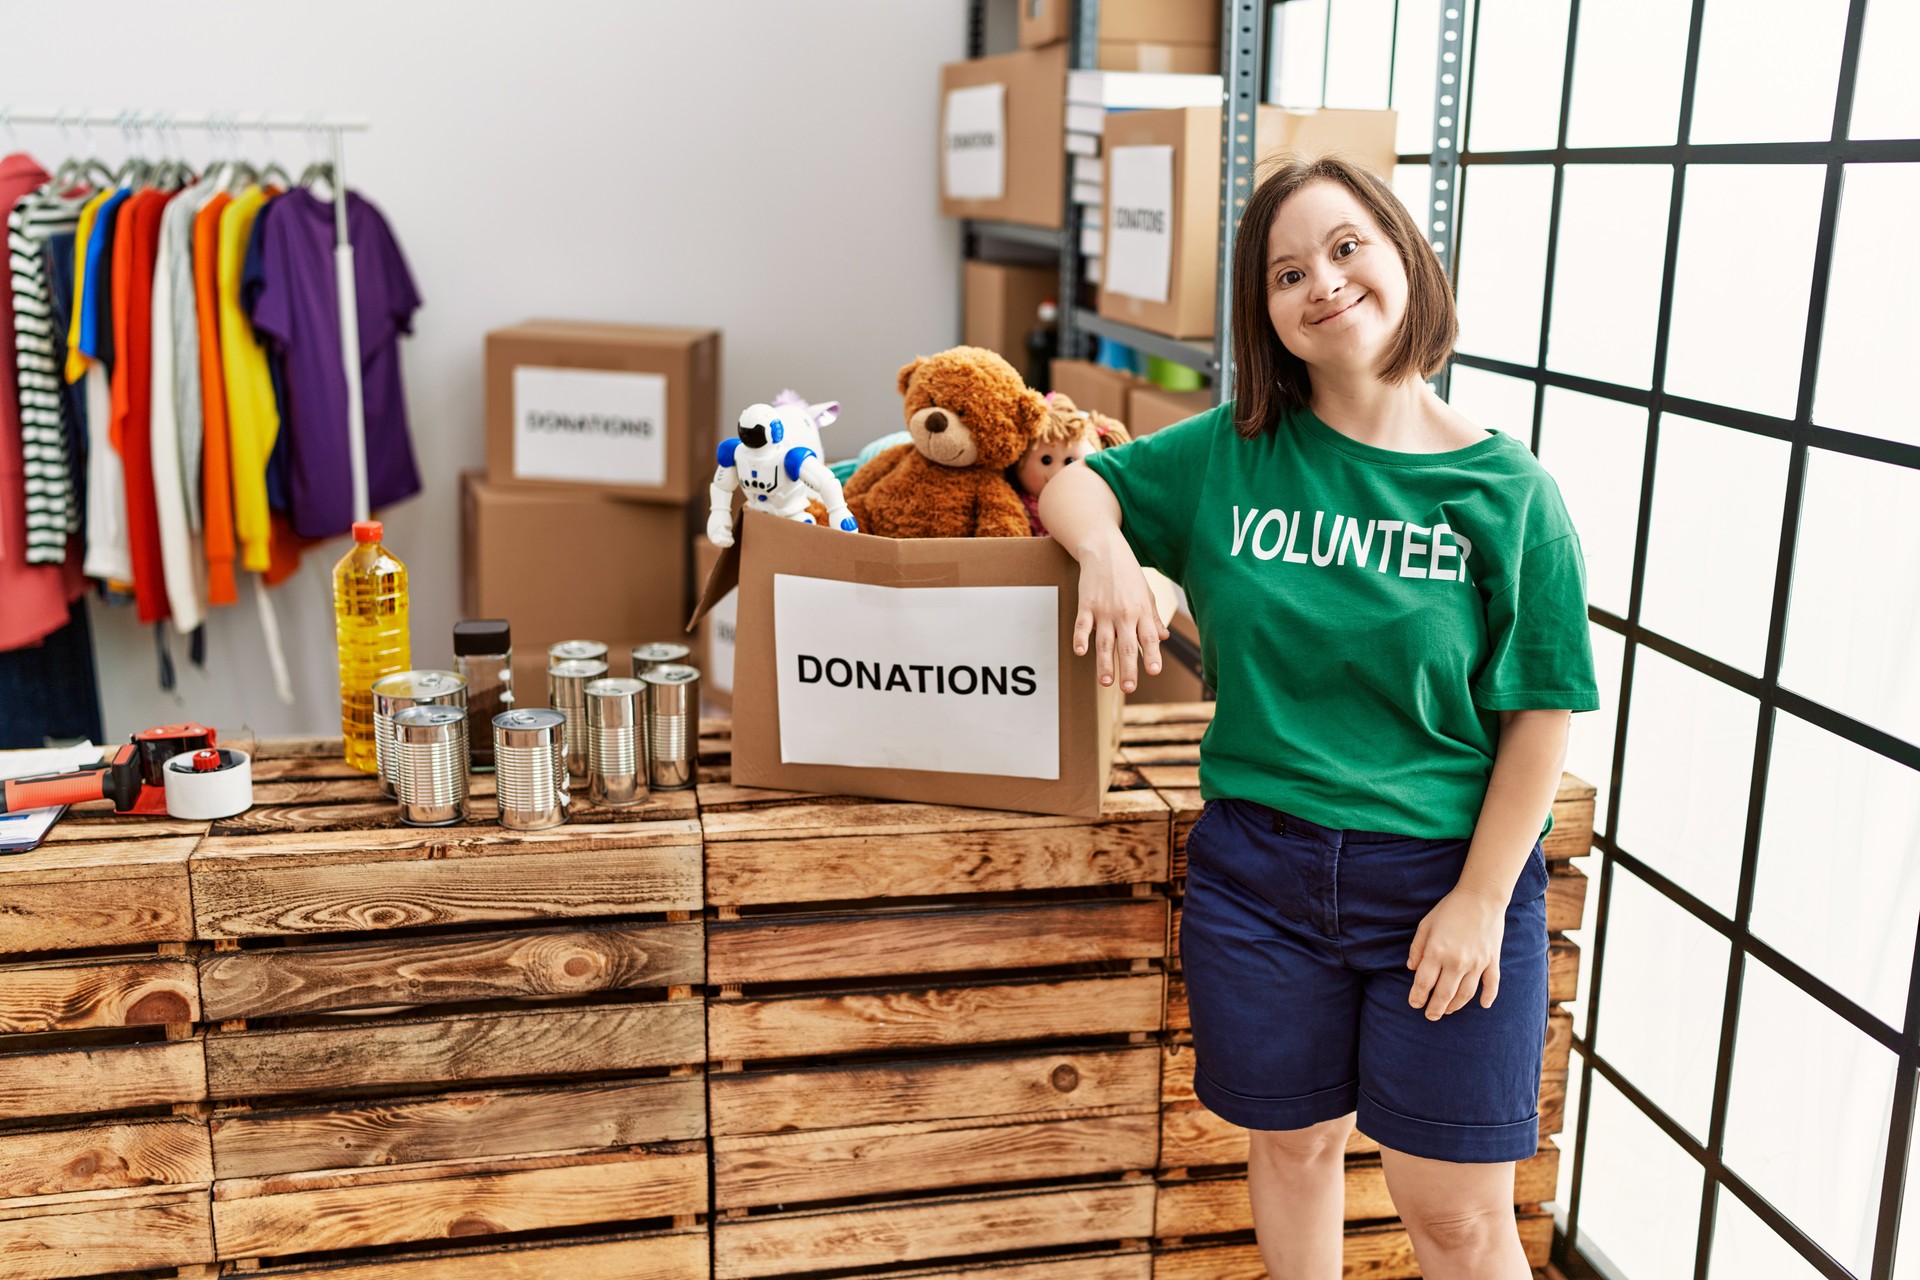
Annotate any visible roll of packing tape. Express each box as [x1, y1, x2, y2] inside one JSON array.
[[162, 748, 254, 820]]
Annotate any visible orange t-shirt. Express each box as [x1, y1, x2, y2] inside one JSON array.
[[193, 192, 237, 607]]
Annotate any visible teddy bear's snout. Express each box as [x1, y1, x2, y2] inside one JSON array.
[[924, 411, 950, 434]]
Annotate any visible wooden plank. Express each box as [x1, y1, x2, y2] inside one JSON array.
[[713, 1182, 1156, 1279], [1545, 1008, 1573, 1077], [859, 1251, 1152, 1280], [700, 788, 1165, 836], [708, 899, 1167, 986], [1150, 1209, 1553, 1277], [199, 921, 705, 1020], [211, 1077, 706, 1178], [205, 1001, 704, 1098], [0, 875, 195, 956], [0, 1118, 212, 1198], [715, 1109, 1159, 1209], [211, 1142, 708, 1258], [192, 819, 703, 867], [0, 1184, 212, 1278], [1547, 863, 1587, 933], [1153, 1142, 1559, 1236], [709, 973, 1165, 1063], [225, 1226, 708, 1279], [192, 840, 702, 938], [0, 956, 199, 1033], [711, 1046, 1161, 1137], [0, 1038, 206, 1121], [0, 834, 199, 883], [706, 815, 1168, 907], [40, 818, 208, 841]]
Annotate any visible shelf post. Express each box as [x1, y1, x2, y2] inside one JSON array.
[[1213, 0, 1265, 406], [1056, 0, 1101, 363], [1427, 1, 1468, 398]]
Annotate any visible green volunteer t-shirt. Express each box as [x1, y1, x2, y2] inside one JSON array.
[[1084, 400, 1599, 840]]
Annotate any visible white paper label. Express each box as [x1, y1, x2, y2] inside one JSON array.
[[773, 576, 1059, 779], [512, 366, 668, 487], [1105, 145, 1175, 303], [943, 83, 1007, 201], [708, 586, 737, 695]]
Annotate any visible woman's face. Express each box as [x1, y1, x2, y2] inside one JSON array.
[[1263, 178, 1408, 374]]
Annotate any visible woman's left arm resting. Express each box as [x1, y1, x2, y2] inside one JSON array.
[[1406, 708, 1572, 1019]]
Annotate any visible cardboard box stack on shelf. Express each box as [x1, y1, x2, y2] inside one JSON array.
[[1019, 0, 1221, 78], [471, 320, 722, 708], [939, 45, 1070, 229], [963, 259, 1056, 373]]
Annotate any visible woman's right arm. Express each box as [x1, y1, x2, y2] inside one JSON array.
[[1040, 463, 1170, 694]]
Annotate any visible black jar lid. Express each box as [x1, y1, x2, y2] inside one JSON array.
[[453, 619, 511, 656]]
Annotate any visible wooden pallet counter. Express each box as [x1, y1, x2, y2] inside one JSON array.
[[700, 726, 1170, 1279]]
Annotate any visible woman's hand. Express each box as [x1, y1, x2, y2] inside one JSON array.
[[1406, 887, 1507, 1019], [1071, 539, 1170, 694]]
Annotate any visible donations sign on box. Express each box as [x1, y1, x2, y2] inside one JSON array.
[[512, 366, 668, 488], [689, 513, 1121, 817]]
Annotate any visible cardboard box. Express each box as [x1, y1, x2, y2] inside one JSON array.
[[1127, 385, 1214, 436], [689, 514, 1122, 818], [693, 534, 736, 714], [1020, 0, 1218, 49], [1126, 607, 1206, 704], [485, 320, 721, 502], [1098, 41, 1218, 75], [939, 46, 1068, 229], [462, 472, 692, 653], [1097, 107, 1399, 339], [1050, 359, 1146, 425], [963, 261, 1057, 368]]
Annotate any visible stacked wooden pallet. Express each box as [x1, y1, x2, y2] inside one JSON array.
[[698, 724, 1171, 1280], [1119, 703, 1590, 1277], [0, 808, 216, 1279], [193, 741, 708, 1277]]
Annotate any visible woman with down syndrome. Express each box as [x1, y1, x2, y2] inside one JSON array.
[[1041, 155, 1598, 1280]]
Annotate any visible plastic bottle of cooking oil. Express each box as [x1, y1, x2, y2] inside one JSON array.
[[334, 520, 410, 772]]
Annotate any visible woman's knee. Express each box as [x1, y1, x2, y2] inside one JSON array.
[[1401, 1203, 1515, 1256], [1249, 1113, 1355, 1167]]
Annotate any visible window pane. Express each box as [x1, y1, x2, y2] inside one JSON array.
[[1547, 165, 1672, 390], [1536, 388, 1646, 617], [1324, 0, 1395, 110], [1852, 0, 1920, 140], [1564, 0, 1690, 148], [1391, 0, 1440, 155], [1575, 1073, 1706, 1280], [1639, 414, 1791, 676], [1616, 647, 1758, 916], [1273, 0, 1330, 108], [1454, 165, 1555, 364], [1592, 864, 1730, 1139], [1708, 1188, 1827, 1280], [1393, 163, 1435, 245], [1554, 1048, 1583, 1211], [1665, 165, 1826, 420], [1780, 448, 1920, 747], [1463, 0, 1570, 153], [1751, 712, 1920, 1030], [1568, 621, 1626, 840], [1445, 365, 1535, 440], [1724, 960, 1896, 1275], [1814, 164, 1920, 449], [1689, 0, 1849, 144]]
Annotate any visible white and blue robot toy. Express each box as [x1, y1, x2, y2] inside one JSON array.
[[707, 392, 860, 548]]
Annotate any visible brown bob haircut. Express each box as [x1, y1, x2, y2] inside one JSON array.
[[1229, 154, 1457, 439]]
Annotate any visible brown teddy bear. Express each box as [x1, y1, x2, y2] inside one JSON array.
[[843, 346, 1047, 539]]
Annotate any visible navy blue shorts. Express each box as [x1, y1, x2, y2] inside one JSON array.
[[1181, 797, 1550, 1164]]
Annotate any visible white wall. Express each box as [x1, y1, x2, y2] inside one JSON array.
[[2, 0, 969, 740]]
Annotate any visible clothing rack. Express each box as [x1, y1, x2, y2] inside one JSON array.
[[1, 108, 376, 524]]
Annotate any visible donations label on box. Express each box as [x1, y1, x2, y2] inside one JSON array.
[[943, 83, 1007, 201], [512, 365, 668, 487], [1105, 144, 1174, 303], [773, 576, 1060, 780]]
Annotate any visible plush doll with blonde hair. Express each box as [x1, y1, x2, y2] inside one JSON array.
[[1010, 392, 1132, 536]]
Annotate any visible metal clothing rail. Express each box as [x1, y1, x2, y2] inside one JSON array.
[[1, 108, 376, 525]]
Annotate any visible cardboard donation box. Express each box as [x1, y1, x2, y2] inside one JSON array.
[[1098, 107, 1399, 339], [1050, 358, 1146, 424], [1128, 385, 1213, 436], [964, 261, 1056, 365], [693, 535, 736, 713], [1020, 0, 1218, 49], [689, 515, 1122, 817], [462, 472, 690, 650], [485, 320, 721, 502], [939, 46, 1069, 229]]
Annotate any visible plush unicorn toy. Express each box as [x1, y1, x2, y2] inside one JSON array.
[[706, 390, 859, 548]]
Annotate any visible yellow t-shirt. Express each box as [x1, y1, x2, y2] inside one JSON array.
[[216, 185, 280, 574], [64, 190, 113, 385]]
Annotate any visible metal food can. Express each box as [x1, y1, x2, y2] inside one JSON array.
[[642, 663, 701, 791], [585, 677, 647, 808], [548, 658, 609, 781], [392, 705, 470, 826], [492, 707, 568, 830], [547, 639, 609, 666], [629, 641, 691, 679], [371, 670, 469, 800]]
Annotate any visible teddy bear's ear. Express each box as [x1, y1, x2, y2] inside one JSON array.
[[896, 358, 924, 397]]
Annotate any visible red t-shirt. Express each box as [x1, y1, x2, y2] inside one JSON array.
[[114, 189, 175, 625]]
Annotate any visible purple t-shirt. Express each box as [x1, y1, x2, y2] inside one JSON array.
[[248, 189, 423, 539]]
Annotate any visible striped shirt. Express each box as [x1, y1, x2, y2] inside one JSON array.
[[9, 184, 88, 562]]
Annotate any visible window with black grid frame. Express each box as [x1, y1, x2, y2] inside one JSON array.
[[1270, 0, 1920, 1275]]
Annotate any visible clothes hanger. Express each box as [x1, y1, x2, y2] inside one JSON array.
[[256, 115, 292, 188]]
